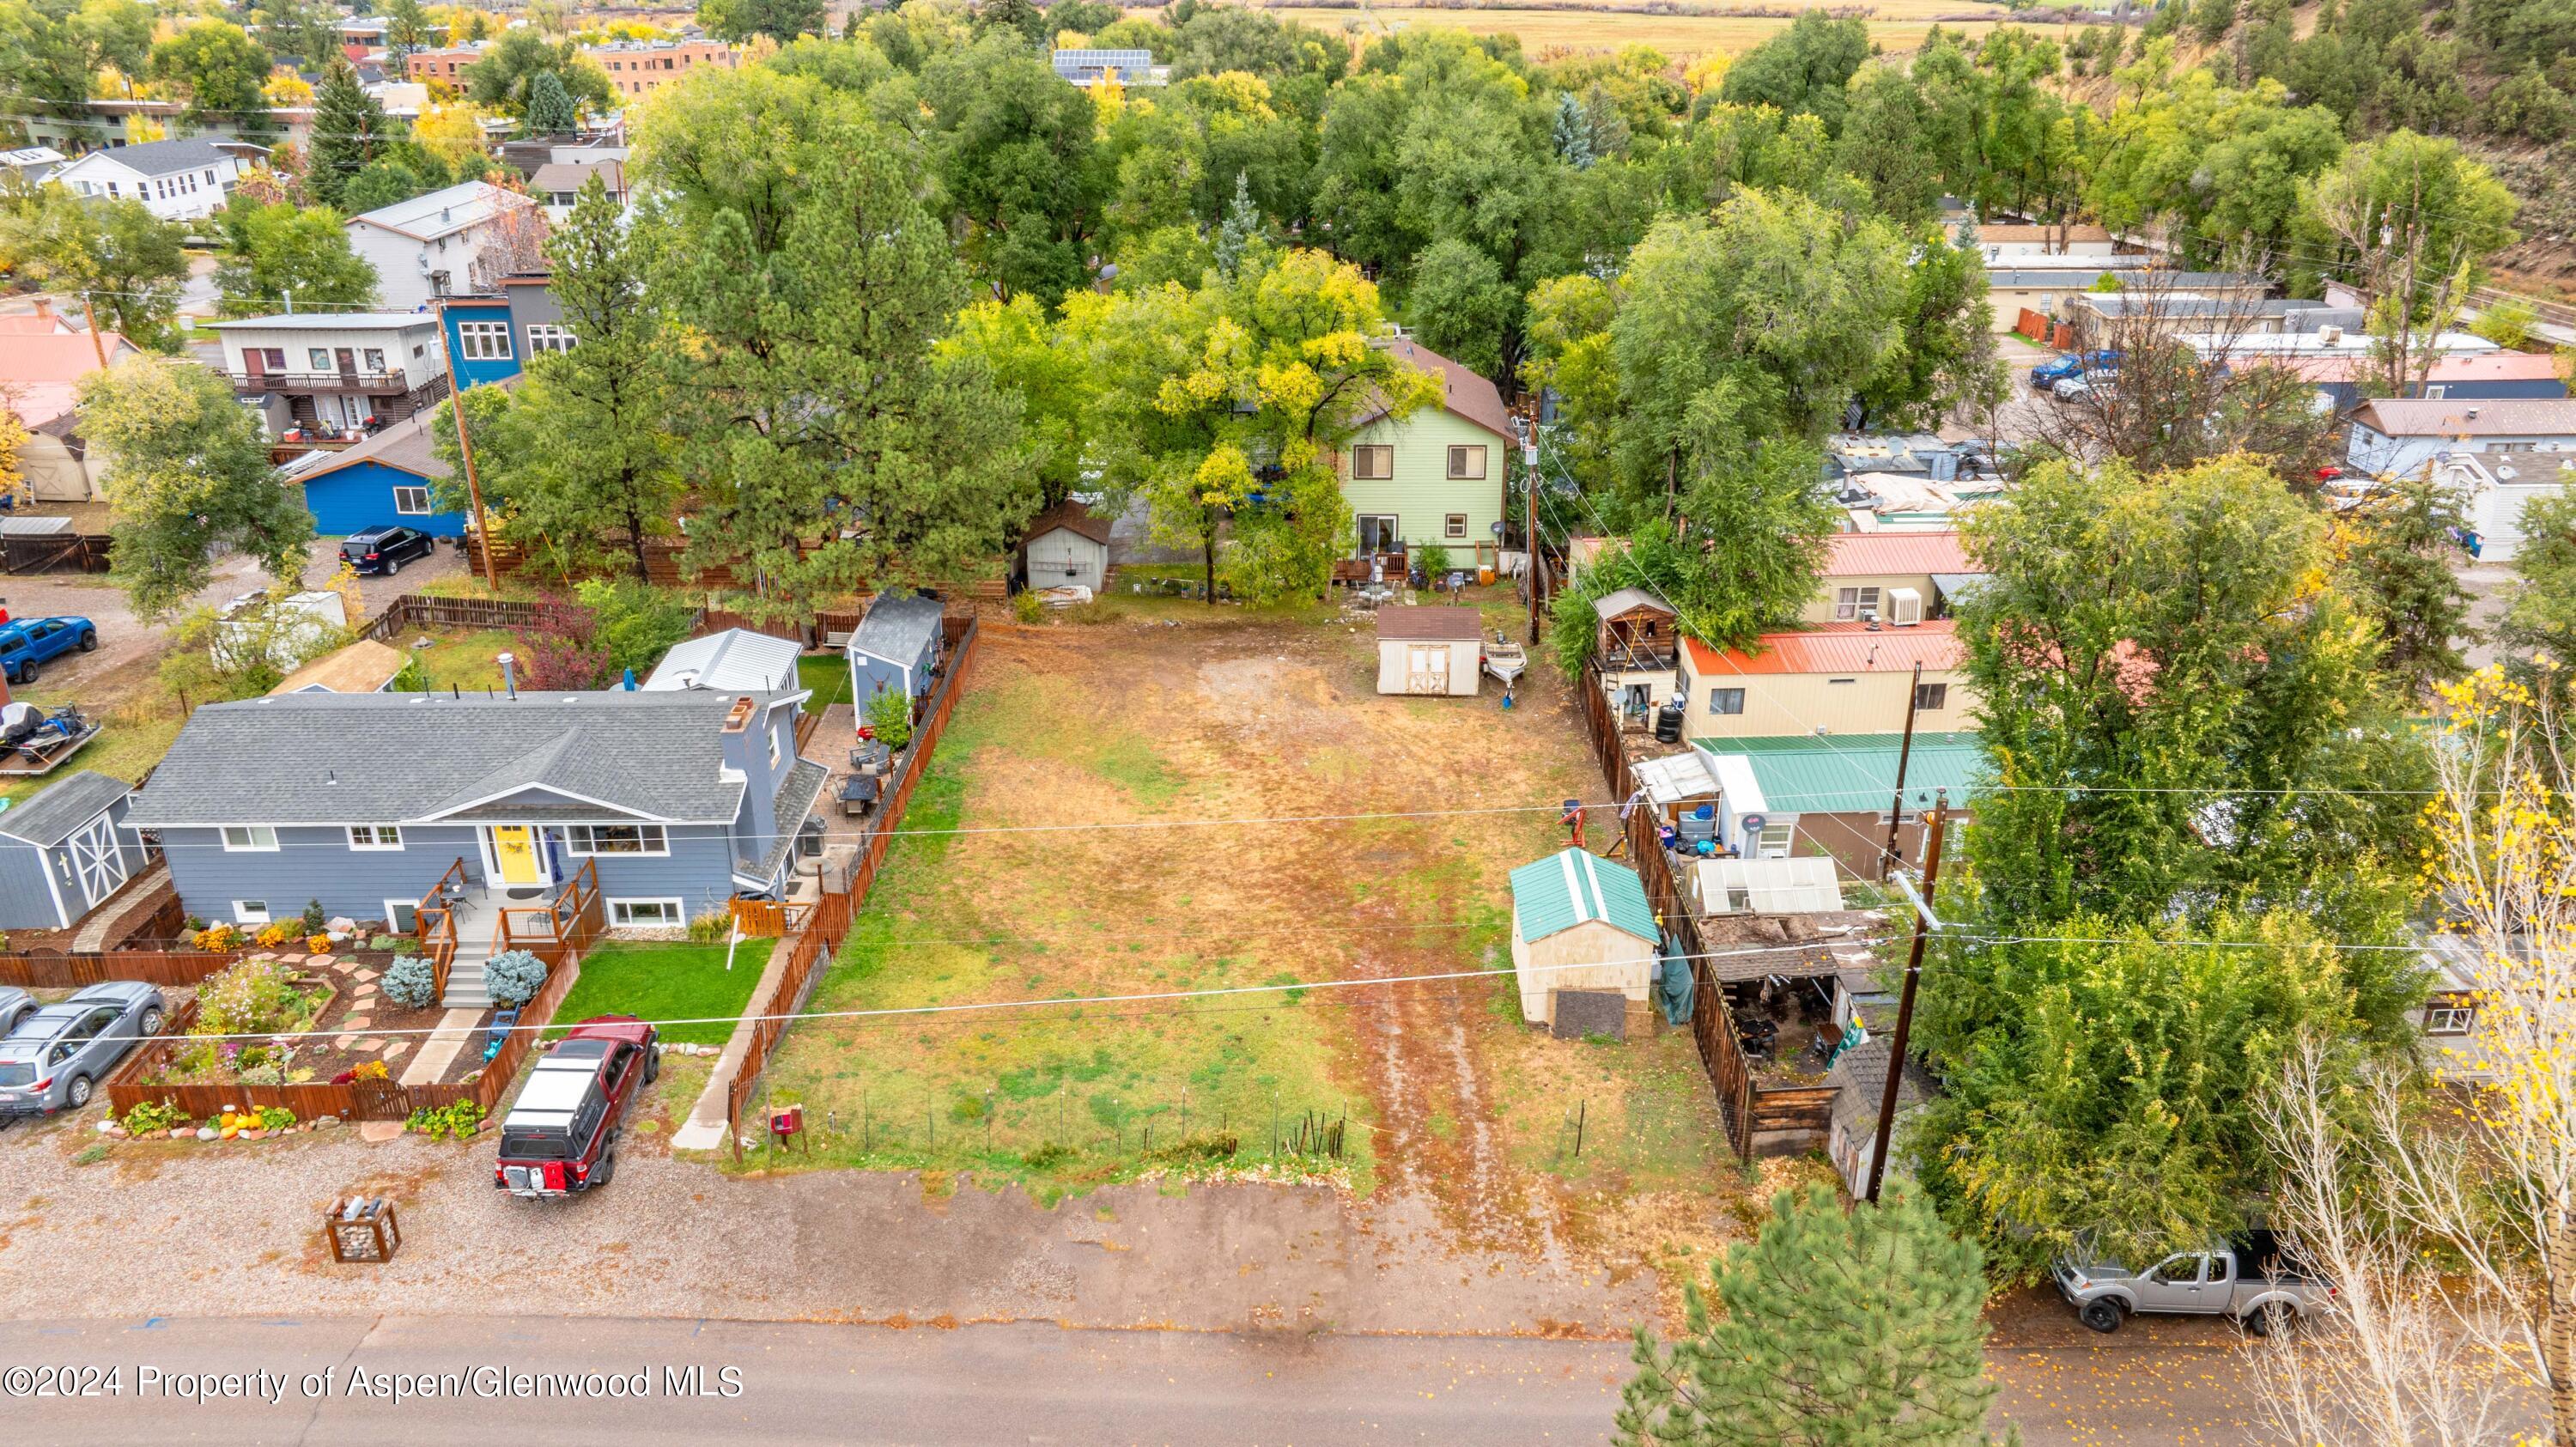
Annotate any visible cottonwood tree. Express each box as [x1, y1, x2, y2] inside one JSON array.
[[79, 357, 313, 619], [148, 20, 274, 137], [2029, 267, 2336, 475], [1619, 1181, 2006, 1446], [2295, 131, 2519, 400], [2250, 672, 2576, 1447], [0, 187, 189, 350], [1063, 246, 1442, 605], [211, 200, 379, 317]]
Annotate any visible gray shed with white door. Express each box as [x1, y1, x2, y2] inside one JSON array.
[[1020, 500, 1113, 594], [0, 771, 142, 929]]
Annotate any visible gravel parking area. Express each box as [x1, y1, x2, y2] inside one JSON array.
[[0, 1072, 1671, 1336]]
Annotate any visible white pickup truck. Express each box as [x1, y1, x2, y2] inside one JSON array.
[[2054, 1231, 2336, 1335]]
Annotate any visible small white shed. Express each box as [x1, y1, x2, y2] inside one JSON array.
[[1508, 848, 1662, 1026], [644, 627, 802, 695], [1020, 499, 1113, 594], [1375, 605, 1483, 697]]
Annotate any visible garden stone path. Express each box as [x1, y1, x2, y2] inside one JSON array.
[[397, 1010, 483, 1087]]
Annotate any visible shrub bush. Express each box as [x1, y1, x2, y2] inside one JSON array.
[[1012, 589, 1046, 624], [195, 957, 314, 1037], [1415, 543, 1452, 577], [381, 956, 437, 1010], [865, 685, 914, 749], [687, 910, 732, 945], [483, 949, 548, 1008]]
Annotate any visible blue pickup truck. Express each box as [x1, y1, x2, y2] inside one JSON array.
[[2030, 350, 2120, 387], [0, 616, 98, 684]]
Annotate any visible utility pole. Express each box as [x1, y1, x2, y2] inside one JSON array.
[[1524, 431, 1543, 645], [80, 293, 106, 368], [429, 298, 501, 593], [1865, 790, 1947, 1206], [1880, 661, 1923, 881]]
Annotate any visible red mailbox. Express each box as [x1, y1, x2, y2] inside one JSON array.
[[769, 1103, 808, 1156]]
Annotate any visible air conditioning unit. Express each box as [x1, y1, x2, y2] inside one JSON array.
[[1887, 587, 1924, 627], [2317, 324, 2344, 345]]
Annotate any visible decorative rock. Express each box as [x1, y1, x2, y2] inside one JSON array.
[[358, 1121, 403, 1144], [195, 1127, 218, 1141], [328, 916, 357, 934], [240, 1128, 264, 1141], [353, 969, 380, 983], [313, 1115, 340, 1128], [165, 1128, 185, 1140], [94, 1119, 118, 1134]]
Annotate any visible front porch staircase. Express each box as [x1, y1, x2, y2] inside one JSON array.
[[440, 935, 495, 1009]]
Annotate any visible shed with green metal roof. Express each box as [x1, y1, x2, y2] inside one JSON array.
[[1507, 848, 1663, 1028]]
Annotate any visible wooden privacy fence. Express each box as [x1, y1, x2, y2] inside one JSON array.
[[0, 532, 112, 575], [720, 616, 981, 1157], [0, 949, 244, 988], [106, 942, 584, 1122], [362, 593, 544, 641], [1576, 661, 1836, 1159]]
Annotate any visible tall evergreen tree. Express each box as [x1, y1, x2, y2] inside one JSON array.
[[304, 58, 390, 210], [2332, 468, 2474, 704], [522, 70, 579, 136], [1618, 1182, 2002, 1447], [495, 173, 681, 582], [1212, 171, 1262, 277]]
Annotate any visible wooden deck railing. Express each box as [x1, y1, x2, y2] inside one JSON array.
[[415, 857, 469, 1003], [496, 859, 604, 967]]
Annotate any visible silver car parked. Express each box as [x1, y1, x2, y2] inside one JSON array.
[[0, 987, 33, 1037], [0, 982, 167, 1115]]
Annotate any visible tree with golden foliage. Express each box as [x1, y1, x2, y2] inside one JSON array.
[[2251, 666, 2576, 1446]]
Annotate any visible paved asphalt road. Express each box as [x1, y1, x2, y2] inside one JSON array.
[[0, 1313, 2290, 1445]]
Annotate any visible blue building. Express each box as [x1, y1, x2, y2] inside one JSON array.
[[124, 688, 829, 1003], [437, 295, 522, 388], [845, 595, 947, 714], [278, 407, 468, 538]]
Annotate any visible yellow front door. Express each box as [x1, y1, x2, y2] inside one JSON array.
[[490, 826, 543, 885]]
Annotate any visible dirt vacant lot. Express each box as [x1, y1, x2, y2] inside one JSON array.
[[758, 593, 1795, 1290]]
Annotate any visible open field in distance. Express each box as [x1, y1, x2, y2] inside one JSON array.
[[1220, 2, 2015, 57]]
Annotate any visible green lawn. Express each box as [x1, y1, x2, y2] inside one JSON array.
[[551, 939, 777, 1046], [798, 653, 853, 710]]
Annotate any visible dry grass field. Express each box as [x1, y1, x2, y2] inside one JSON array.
[[1235, 2, 2018, 58]]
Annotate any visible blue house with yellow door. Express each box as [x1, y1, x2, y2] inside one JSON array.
[[122, 686, 830, 940], [278, 407, 470, 538]]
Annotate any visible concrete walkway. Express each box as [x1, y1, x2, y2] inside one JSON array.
[[671, 941, 796, 1151], [398, 1006, 489, 1087]]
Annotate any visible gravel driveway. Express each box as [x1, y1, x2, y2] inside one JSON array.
[[1, 536, 465, 696], [0, 1086, 1663, 1336]]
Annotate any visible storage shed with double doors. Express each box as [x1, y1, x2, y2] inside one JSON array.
[[1019, 500, 1113, 595], [1507, 848, 1662, 1028], [1374, 605, 1483, 696], [0, 770, 141, 929]]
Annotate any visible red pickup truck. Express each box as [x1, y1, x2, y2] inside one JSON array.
[[494, 1016, 659, 1198]]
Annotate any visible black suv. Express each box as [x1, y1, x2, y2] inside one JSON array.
[[339, 525, 437, 575]]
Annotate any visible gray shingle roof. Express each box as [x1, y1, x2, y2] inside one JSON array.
[[744, 757, 828, 883], [0, 770, 127, 846], [1826, 1037, 1930, 1134], [848, 595, 944, 666], [123, 691, 764, 828], [70, 137, 250, 177]]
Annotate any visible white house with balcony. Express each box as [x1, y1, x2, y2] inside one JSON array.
[[211, 313, 451, 443], [343, 180, 539, 310], [48, 137, 263, 221]]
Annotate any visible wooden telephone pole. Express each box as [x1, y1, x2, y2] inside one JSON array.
[[1864, 790, 1947, 1206], [1880, 661, 1923, 881], [431, 302, 501, 595]]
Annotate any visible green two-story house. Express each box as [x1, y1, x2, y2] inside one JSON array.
[[1341, 338, 1516, 561]]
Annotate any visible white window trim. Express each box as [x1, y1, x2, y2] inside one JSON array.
[[384, 897, 419, 933], [567, 823, 671, 857], [608, 897, 686, 927], [392, 485, 431, 516], [1753, 824, 1795, 858], [232, 900, 273, 925], [2425, 1005, 2476, 1036], [457, 320, 512, 361], [347, 824, 404, 851], [222, 825, 279, 852]]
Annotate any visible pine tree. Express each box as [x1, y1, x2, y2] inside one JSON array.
[[522, 70, 578, 137], [1617, 1183, 2005, 1447], [305, 57, 388, 209], [1582, 83, 1631, 162], [1213, 172, 1263, 278], [1552, 91, 1594, 169]]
